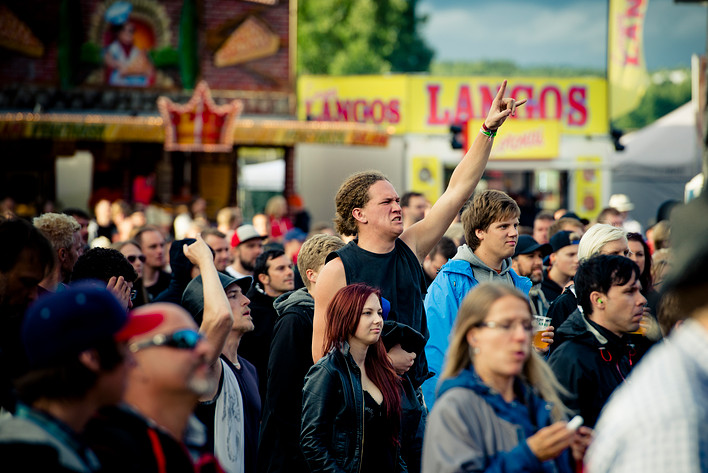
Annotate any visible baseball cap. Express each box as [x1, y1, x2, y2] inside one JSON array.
[[284, 228, 307, 243], [181, 272, 253, 321], [513, 235, 552, 258], [608, 194, 634, 212], [560, 211, 590, 226], [22, 281, 162, 369], [550, 230, 581, 253], [230, 224, 266, 248]]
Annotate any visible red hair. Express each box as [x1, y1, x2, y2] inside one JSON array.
[[324, 283, 401, 443]]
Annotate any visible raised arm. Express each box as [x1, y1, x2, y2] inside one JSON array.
[[183, 234, 233, 366], [401, 80, 527, 261], [311, 257, 347, 362]]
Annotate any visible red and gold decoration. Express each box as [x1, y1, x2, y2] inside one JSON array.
[[0, 113, 390, 147], [158, 81, 244, 152]]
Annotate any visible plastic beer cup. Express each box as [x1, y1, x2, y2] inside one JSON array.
[[533, 315, 551, 350]]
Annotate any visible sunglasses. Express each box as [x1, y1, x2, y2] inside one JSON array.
[[126, 255, 146, 264], [129, 329, 203, 353]]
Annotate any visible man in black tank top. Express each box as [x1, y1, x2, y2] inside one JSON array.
[[311, 80, 526, 472]]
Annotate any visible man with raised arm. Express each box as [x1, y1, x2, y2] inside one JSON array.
[[311, 81, 525, 471]]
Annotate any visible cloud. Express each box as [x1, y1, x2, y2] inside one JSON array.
[[420, 0, 606, 67], [419, 0, 704, 70]]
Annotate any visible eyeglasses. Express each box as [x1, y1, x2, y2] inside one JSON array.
[[129, 329, 203, 353], [126, 255, 146, 264], [476, 320, 534, 334]]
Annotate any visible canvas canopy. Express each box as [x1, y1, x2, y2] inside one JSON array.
[[610, 102, 702, 229]]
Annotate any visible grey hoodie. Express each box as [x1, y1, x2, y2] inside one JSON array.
[[452, 244, 516, 286], [273, 286, 314, 320]]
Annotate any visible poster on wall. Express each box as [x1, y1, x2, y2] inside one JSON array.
[[81, 0, 179, 88]]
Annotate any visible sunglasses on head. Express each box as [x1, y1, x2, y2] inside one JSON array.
[[129, 329, 203, 353], [126, 255, 147, 263]]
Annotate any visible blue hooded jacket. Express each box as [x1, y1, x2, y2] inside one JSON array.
[[423, 245, 532, 408], [422, 366, 573, 473]]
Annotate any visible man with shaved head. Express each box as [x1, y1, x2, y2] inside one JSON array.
[[86, 302, 220, 472]]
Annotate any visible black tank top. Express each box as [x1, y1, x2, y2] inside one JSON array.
[[329, 239, 429, 387]]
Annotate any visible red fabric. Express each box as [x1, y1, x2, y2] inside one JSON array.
[[269, 216, 293, 240]]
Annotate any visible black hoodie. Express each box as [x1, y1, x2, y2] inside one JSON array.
[[548, 309, 637, 428]]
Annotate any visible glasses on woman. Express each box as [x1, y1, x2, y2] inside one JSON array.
[[126, 255, 146, 263], [129, 329, 203, 353], [476, 319, 534, 335]]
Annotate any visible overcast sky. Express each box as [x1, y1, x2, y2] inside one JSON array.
[[418, 0, 706, 70]]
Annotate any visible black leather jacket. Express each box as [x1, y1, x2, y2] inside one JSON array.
[[301, 343, 407, 473]]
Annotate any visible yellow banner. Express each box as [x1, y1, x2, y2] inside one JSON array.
[[410, 156, 443, 203], [408, 77, 607, 135], [299, 76, 608, 136], [480, 120, 561, 160], [298, 75, 408, 133], [574, 156, 603, 221], [608, 0, 650, 120]]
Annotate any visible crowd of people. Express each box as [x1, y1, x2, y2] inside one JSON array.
[[0, 80, 706, 473]]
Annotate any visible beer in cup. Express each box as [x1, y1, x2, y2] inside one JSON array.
[[533, 315, 551, 350]]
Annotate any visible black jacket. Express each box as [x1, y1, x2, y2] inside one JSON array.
[[240, 285, 278, 404], [548, 309, 638, 428], [301, 343, 406, 473], [258, 288, 314, 473]]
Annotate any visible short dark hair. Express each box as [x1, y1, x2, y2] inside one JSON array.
[[201, 228, 226, 240], [254, 249, 285, 288], [0, 218, 54, 275], [430, 236, 457, 260], [72, 248, 137, 284], [575, 254, 640, 316], [400, 192, 424, 208]]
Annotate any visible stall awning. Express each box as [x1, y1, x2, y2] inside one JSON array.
[[0, 113, 390, 147]]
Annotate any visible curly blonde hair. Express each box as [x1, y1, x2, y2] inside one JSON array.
[[33, 213, 80, 251], [334, 171, 388, 237]]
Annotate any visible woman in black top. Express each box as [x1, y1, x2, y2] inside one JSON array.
[[301, 283, 406, 473]]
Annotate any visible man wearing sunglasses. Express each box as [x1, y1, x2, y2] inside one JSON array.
[[85, 302, 219, 472]]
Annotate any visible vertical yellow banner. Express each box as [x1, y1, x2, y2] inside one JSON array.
[[410, 157, 442, 204], [575, 156, 603, 222], [608, 0, 650, 120]]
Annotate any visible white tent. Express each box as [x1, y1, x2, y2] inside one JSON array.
[[610, 103, 702, 228], [240, 160, 285, 191]]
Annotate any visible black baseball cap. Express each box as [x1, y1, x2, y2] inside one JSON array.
[[514, 235, 552, 258], [550, 230, 581, 253]]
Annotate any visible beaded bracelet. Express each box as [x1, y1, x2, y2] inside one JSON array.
[[480, 122, 497, 138]]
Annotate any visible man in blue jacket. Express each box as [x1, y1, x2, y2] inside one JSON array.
[[423, 189, 531, 408]]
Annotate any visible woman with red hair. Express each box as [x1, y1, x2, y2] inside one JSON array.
[[301, 283, 406, 472]]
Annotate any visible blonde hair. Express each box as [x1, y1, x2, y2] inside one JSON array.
[[265, 196, 288, 218], [577, 223, 626, 261], [33, 213, 80, 251], [441, 283, 570, 421], [297, 234, 345, 290]]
